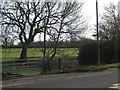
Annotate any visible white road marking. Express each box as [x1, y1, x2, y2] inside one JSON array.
[[67, 72, 113, 79], [109, 83, 120, 89], [3, 82, 34, 87], [113, 83, 120, 86]]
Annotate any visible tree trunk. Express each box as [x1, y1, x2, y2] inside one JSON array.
[[42, 59, 51, 73], [20, 44, 28, 59]]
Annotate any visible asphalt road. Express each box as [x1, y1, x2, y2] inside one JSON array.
[[2, 68, 119, 88]]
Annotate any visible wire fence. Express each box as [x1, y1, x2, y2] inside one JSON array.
[[1, 48, 79, 80], [2, 58, 43, 77], [2, 57, 79, 79]]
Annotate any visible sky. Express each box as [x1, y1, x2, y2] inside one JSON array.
[[83, 0, 119, 24], [1, 0, 119, 45], [82, 0, 120, 38], [29, 0, 120, 41]]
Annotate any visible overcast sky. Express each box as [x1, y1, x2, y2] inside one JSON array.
[[81, 0, 120, 38], [83, 0, 119, 25], [34, 0, 120, 41], [1, 0, 119, 44]]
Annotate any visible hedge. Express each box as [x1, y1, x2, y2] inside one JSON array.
[[78, 40, 120, 65]]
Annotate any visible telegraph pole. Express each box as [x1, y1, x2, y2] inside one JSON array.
[[118, 1, 120, 17], [96, 0, 100, 65]]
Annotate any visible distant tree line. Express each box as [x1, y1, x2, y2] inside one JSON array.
[[2, 38, 94, 48]]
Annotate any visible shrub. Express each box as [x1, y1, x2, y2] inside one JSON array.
[[78, 40, 119, 65]]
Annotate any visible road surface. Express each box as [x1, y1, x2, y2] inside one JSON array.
[[2, 68, 119, 88]]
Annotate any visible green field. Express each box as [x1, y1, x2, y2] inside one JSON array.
[[2, 48, 79, 60]]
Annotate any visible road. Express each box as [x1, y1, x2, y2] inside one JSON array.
[[2, 68, 119, 88]]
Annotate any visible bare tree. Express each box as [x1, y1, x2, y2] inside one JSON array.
[[41, 1, 86, 72], [99, 2, 120, 60], [0, 1, 87, 73], [0, 1, 50, 59], [99, 3, 120, 40]]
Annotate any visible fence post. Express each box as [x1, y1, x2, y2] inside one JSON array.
[[58, 58, 63, 73]]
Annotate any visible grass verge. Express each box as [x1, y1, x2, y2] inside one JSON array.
[[2, 63, 120, 80], [47, 63, 120, 74]]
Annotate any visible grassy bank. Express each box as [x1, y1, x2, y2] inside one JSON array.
[[2, 63, 120, 79], [47, 63, 120, 74]]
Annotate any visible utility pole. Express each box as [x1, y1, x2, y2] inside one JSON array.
[[118, 1, 120, 17], [96, 0, 100, 65]]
